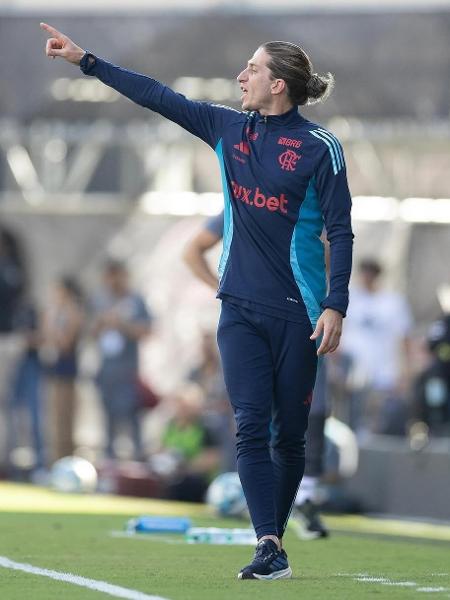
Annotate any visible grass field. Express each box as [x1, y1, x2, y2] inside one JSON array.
[[1, 483, 450, 599]]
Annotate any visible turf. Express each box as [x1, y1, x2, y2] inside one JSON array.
[[1, 484, 450, 599]]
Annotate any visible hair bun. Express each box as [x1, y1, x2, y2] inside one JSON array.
[[305, 72, 335, 105]]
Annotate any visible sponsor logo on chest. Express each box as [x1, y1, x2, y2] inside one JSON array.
[[277, 138, 302, 172], [278, 149, 301, 172], [231, 180, 288, 214], [278, 137, 302, 149]]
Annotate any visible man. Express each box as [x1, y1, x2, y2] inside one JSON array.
[[41, 276, 84, 465], [183, 214, 223, 290], [0, 226, 27, 471], [414, 312, 450, 435], [41, 25, 353, 579], [91, 259, 152, 460], [156, 383, 221, 503], [340, 259, 412, 436], [184, 211, 330, 539]]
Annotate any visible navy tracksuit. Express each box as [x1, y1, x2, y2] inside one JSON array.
[[80, 54, 353, 538]]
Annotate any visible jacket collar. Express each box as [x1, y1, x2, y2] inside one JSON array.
[[254, 105, 303, 126]]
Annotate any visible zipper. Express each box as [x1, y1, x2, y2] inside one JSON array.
[[260, 116, 268, 160]]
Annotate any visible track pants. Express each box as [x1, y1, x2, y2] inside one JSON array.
[[217, 301, 317, 539]]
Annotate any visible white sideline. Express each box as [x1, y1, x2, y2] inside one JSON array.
[[337, 573, 450, 596], [0, 555, 170, 600]]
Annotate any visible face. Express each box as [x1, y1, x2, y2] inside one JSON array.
[[174, 391, 203, 423], [104, 268, 128, 294], [237, 47, 278, 111], [52, 283, 68, 305], [359, 268, 380, 290]]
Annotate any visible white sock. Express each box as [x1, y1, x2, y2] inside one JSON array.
[[295, 476, 319, 506]]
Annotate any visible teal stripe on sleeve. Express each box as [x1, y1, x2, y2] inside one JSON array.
[[215, 138, 233, 279], [317, 128, 344, 170], [310, 130, 338, 175], [290, 177, 327, 327]]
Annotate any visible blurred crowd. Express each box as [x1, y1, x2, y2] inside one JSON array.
[[0, 223, 234, 502], [330, 258, 450, 440], [1, 221, 449, 503]]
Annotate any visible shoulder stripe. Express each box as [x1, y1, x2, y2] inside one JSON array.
[[317, 128, 345, 169], [312, 129, 344, 172], [310, 130, 339, 174], [310, 129, 344, 175]]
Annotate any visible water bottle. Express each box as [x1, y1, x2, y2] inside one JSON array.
[[126, 515, 192, 534], [185, 527, 257, 545]]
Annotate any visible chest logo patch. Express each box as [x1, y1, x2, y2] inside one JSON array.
[[278, 137, 302, 149], [233, 141, 251, 156], [278, 149, 301, 172]]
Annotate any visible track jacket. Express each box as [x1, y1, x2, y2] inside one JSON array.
[[80, 53, 353, 326]]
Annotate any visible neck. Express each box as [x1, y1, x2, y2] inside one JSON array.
[[259, 98, 295, 117], [112, 288, 127, 297]]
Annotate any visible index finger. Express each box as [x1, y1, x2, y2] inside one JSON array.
[[40, 22, 64, 39]]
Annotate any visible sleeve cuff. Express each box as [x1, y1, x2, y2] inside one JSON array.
[[321, 296, 348, 318], [80, 52, 97, 75]]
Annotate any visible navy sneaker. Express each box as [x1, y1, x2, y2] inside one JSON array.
[[238, 539, 292, 580]]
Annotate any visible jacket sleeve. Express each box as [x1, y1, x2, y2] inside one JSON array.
[[204, 211, 225, 239], [314, 135, 353, 317], [80, 53, 240, 149]]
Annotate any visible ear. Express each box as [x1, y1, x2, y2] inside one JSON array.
[[271, 78, 286, 96]]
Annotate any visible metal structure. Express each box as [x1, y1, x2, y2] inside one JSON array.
[[1, 117, 449, 208]]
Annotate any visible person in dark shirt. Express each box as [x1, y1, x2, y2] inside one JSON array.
[[0, 227, 25, 333], [0, 226, 27, 470], [41, 25, 353, 580], [413, 314, 450, 435], [184, 212, 330, 538], [7, 301, 45, 475], [91, 259, 152, 461]]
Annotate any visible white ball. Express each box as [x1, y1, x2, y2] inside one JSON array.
[[206, 472, 247, 517], [51, 456, 98, 494]]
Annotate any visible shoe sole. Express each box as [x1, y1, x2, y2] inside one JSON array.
[[238, 566, 292, 580]]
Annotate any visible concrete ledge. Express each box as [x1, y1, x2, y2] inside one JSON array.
[[346, 435, 450, 520]]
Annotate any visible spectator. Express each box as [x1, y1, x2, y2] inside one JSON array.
[[0, 226, 28, 470], [6, 299, 45, 475], [182, 214, 222, 290], [413, 313, 450, 436], [91, 259, 152, 461], [339, 259, 413, 436], [0, 226, 26, 333], [188, 330, 236, 472], [41, 276, 84, 465], [151, 383, 221, 502]]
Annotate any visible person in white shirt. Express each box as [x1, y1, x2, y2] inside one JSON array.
[[340, 259, 413, 436]]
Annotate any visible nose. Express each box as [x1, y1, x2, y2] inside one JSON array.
[[237, 67, 248, 83]]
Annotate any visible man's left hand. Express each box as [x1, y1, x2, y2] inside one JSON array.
[[310, 308, 343, 355]]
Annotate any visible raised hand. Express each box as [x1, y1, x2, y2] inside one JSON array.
[[40, 22, 85, 65]]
